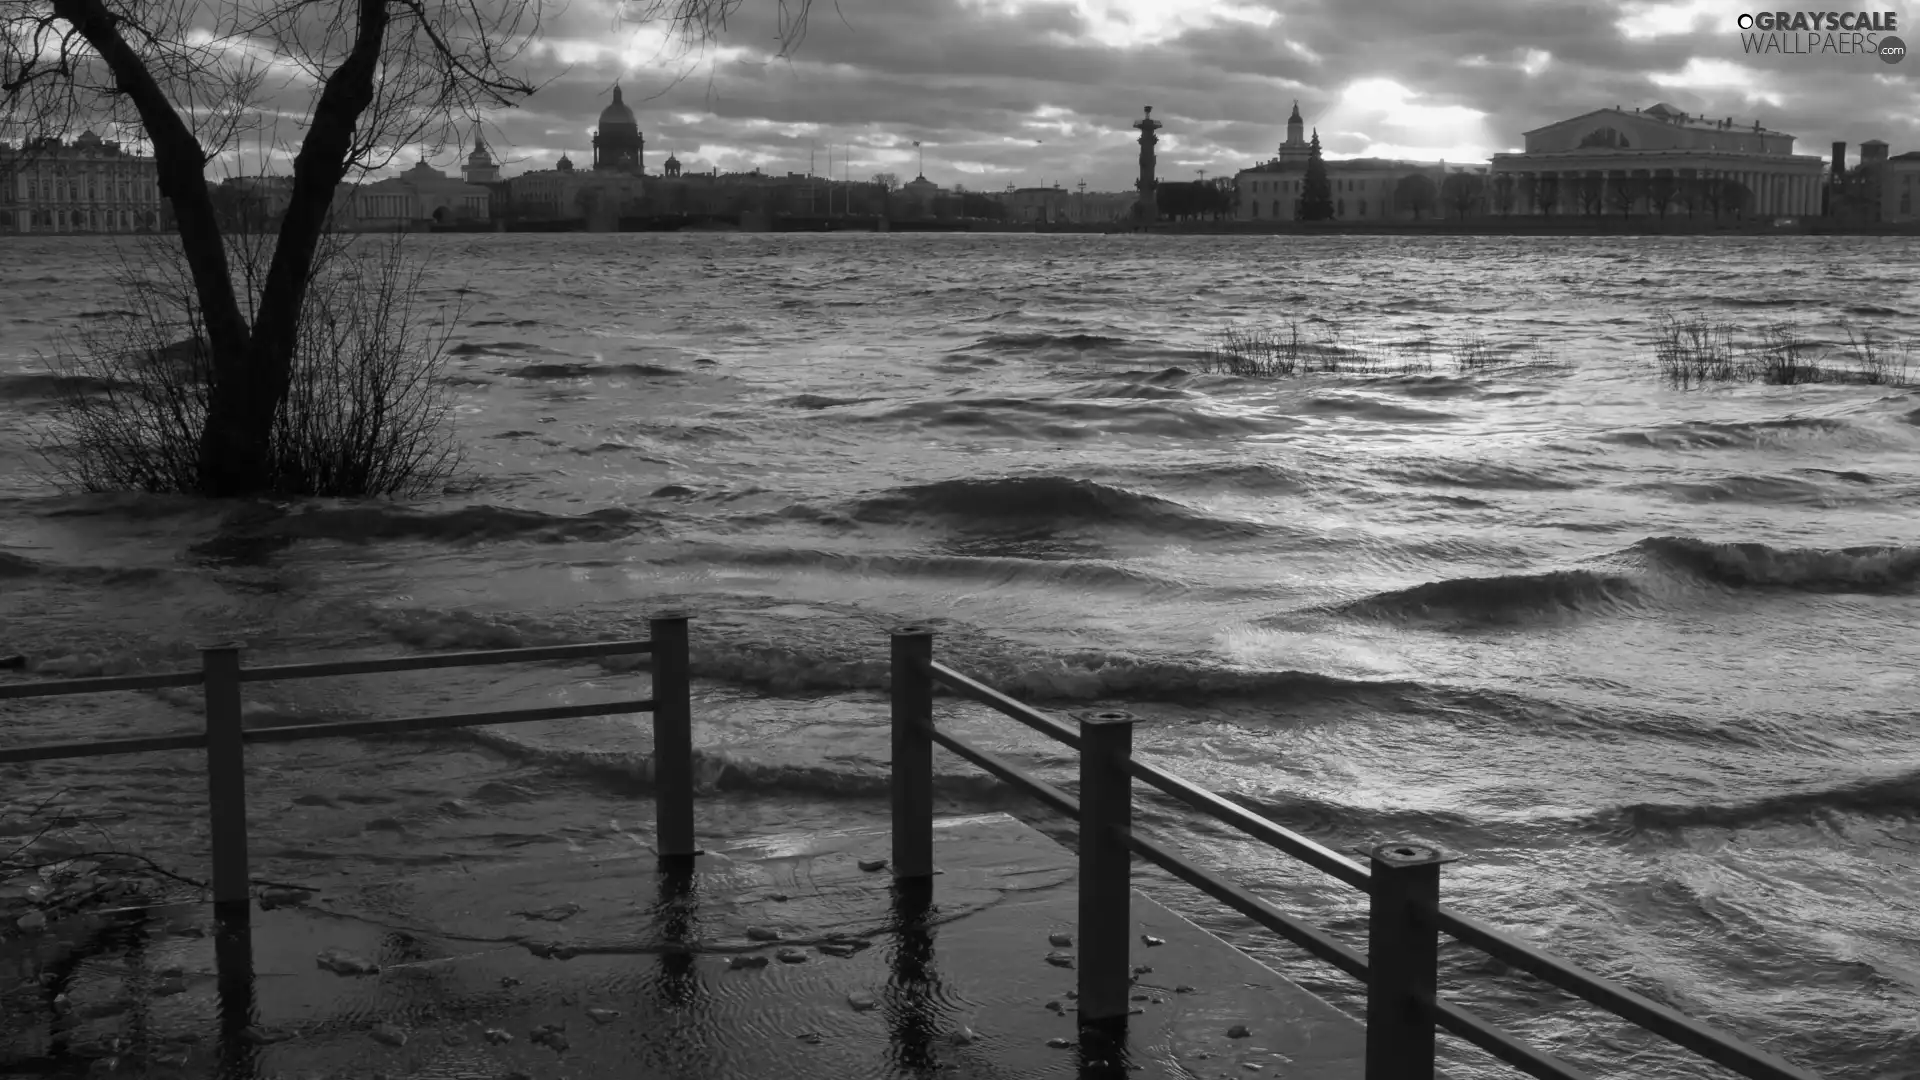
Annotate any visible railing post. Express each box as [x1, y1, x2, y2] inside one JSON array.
[[200, 644, 249, 914], [649, 611, 698, 861], [1077, 710, 1138, 1027], [890, 626, 935, 880], [1365, 841, 1456, 1080]]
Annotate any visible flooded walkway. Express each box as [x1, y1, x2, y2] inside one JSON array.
[[3, 814, 1366, 1078]]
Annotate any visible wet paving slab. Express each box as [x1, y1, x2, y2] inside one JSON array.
[[1, 813, 1366, 1079]]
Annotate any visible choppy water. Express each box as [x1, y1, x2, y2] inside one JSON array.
[[3, 233, 1919, 1079]]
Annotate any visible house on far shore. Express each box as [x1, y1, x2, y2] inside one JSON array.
[[337, 161, 491, 230], [1233, 101, 1481, 222]]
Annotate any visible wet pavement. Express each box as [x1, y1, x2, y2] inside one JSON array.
[[1, 813, 1366, 1079]]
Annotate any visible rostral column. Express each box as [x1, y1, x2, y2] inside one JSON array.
[[1133, 105, 1163, 224]]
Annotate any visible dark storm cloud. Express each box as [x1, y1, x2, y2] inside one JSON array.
[[390, 0, 1916, 189]]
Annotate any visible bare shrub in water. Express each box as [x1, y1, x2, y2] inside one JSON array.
[[39, 233, 463, 497], [1840, 321, 1913, 386], [1755, 321, 1823, 385], [1202, 322, 1564, 379], [1653, 313, 1744, 388], [1651, 311, 1916, 389]]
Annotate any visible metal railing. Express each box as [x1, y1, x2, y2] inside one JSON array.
[[885, 627, 1824, 1080], [0, 617, 1827, 1080], [0, 613, 696, 911]]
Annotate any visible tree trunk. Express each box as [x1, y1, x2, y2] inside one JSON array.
[[57, 0, 393, 497], [55, 0, 253, 488], [209, 0, 392, 496]]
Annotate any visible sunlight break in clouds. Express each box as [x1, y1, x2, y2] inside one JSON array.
[[1321, 79, 1495, 162], [1651, 58, 1784, 108], [960, 0, 1273, 49], [1614, 0, 1726, 40]]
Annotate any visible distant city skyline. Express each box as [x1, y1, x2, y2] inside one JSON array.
[[23, 0, 1920, 189]]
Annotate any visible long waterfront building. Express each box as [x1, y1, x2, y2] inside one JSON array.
[[0, 132, 167, 233]]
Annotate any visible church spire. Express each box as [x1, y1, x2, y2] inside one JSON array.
[[1288, 100, 1303, 124]]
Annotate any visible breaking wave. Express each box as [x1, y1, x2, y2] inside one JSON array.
[[1635, 536, 1920, 593], [1328, 569, 1643, 624]]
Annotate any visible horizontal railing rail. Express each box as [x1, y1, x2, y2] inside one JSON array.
[[0, 614, 697, 910], [0, 616, 1829, 1080], [889, 626, 1824, 1080]]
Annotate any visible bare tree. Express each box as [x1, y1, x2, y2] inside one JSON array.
[[1572, 172, 1604, 216], [870, 171, 899, 192], [1646, 170, 1676, 219], [2, 0, 813, 496], [1606, 172, 1644, 217], [1490, 172, 1515, 216], [1439, 172, 1483, 220]]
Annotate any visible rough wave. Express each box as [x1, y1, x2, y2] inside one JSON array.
[[651, 546, 1190, 593], [1303, 396, 1458, 423], [508, 362, 682, 379], [1599, 416, 1864, 451], [843, 476, 1266, 539], [1625, 474, 1850, 506], [1329, 569, 1643, 624], [1635, 536, 1920, 593], [861, 396, 1272, 439], [1370, 459, 1581, 492], [775, 393, 885, 409], [204, 503, 667, 549], [455, 727, 1030, 806], [1119, 461, 1314, 494], [1595, 768, 1920, 831], [970, 332, 1132, 353]]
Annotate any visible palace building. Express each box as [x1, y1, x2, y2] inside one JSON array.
[[0, 131, 166, 233], [1489, 103, 1827, 217]]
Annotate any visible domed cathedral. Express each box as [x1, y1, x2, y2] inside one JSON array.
[[593, 85, 645, 173]]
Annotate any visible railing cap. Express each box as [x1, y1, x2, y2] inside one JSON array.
[[1080, 709, 1139, 726], [1368, 841, 1460, 868], [890, 624, 936, 637], [650, 610, 693, 622], [197, 642, 247, 653]]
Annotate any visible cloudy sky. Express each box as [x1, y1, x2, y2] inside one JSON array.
[[283, 0, 1920, 188]]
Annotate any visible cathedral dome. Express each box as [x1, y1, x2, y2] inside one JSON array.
[[598, 86, 638, 132]]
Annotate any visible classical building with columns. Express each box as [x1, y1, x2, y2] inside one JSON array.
[[1490, 103, 1826, 218], [0, 131, 166, 233]]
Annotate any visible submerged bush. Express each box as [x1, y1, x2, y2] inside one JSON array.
[[1200, 321, 1564, 378], [1651, 312, 1913, 389], [38, 233, 463, 498]]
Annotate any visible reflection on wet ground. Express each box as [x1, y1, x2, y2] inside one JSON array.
[[2, 814, 1368, 1079]]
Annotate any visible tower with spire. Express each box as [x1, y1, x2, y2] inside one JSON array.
[[592, 84, 645, 173], [1278, 101, 1311, 165], [463, 126, 500, 184]]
